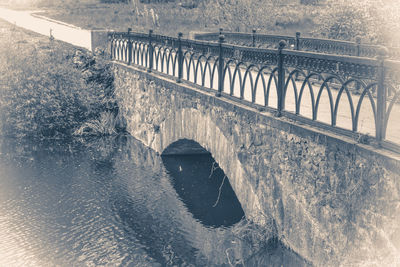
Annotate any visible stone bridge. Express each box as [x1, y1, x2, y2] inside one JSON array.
[[105, 27, 400, 265], [113, 62, 400, 266], [2, 7, 399, 265]]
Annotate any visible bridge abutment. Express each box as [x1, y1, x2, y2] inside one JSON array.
[[113, 62, 400, 266]]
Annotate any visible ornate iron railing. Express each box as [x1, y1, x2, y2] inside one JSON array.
[[193, 30, 400, 60], [108, 30, 400, 152]]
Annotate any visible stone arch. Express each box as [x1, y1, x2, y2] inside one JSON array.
[[149, 107, 264, 223]]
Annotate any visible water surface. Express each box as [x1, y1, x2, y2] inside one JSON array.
[[0, 135, 309, 266]]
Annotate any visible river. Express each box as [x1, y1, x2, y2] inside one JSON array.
[[0, 135, 309, 266]]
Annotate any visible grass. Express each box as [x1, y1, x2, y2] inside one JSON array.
[[73, 111, 126, 136], [13, 1, 318, 38], [36, 2, 222, 36]]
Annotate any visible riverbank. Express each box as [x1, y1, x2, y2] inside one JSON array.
[[0, 18, 122, 139]]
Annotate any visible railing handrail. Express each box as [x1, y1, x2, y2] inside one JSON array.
[[108, 29, 400, 152], [192, 30, 400, 60], [109, 31, 397, 62], [108, 31, 386, 80]]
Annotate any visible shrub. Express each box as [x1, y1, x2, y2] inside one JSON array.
[[312, 0, 374, 42], [199, 0, 317, 34], [71, 49, 118, 121], [73, 111, 126, 136], [1, 43, 81, 138], [312, 0, 400, 44], [0, 26, 122, 139]]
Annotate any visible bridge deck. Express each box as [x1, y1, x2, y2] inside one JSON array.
[[151, 58, 400, 145], [1, 7, 398, 149]]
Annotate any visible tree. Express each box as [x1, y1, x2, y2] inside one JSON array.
[[313, 0, 400, 45]]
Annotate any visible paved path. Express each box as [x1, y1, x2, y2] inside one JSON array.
[[0, 7, 91, 50]]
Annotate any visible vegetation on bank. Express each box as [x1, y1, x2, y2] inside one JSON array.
[[2, 0, 399, 45], [0, 20, 125, 139]]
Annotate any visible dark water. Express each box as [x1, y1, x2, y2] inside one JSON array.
[[162, 153, 244, 228], [0, 135, 310, 266]]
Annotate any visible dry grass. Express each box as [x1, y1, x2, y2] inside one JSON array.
[[30, 1, 317, 37], [37, 2, 216, 36]]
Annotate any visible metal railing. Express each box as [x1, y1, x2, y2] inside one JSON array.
[[193, 30, 400, 60], [109, 29, 400, 152]]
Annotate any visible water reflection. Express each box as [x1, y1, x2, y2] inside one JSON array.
[[0, 135, 310, 266], [162, 153, 244, 227]]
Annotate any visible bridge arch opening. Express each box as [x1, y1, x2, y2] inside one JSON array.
[[161, 139, 245, 227]]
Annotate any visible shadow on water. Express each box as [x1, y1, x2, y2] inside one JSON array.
[[161, 152, 245, 228]]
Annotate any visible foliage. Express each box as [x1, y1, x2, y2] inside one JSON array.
[[199, 0, 315, 33], [313, 0, 400, 44], [0, 23, 123, 139], [201, 0, 399, 44], [73, 111, 126, 136], [312, 0, 374, 42], [71, 49, 118, 121]]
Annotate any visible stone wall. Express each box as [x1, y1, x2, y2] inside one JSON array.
[[113, 62, 400, 266]]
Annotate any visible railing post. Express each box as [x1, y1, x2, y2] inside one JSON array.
[[353, 36, 362, 93], [277, 40, 286, 116], [295, 32, 301, 50], [147, 29, 153, 72], [376, 46, 389, 145], [216, 34, 225, 97], [294, 32, 301, 81], [127, 28, 132, 65], [252, 29, 256, 47], [356, 36, 361, 57], [177, 32, 183, 83], [49, 28, 54, 41], [109, 33, 114, 60]]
